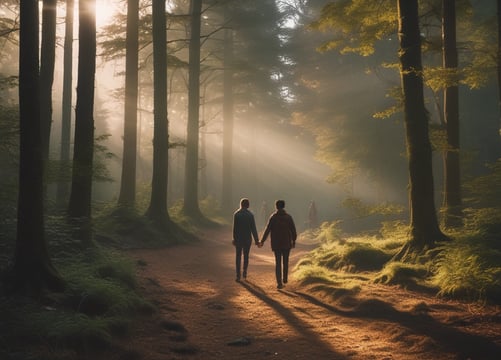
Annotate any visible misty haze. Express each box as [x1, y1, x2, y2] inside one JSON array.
[[1, 1, 501, 359]]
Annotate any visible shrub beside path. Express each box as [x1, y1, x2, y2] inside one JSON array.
[[112, 227, 501, 360]]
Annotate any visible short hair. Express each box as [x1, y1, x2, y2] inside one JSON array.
[[240, 198, 250, 208], [275, 200, 285, 209]]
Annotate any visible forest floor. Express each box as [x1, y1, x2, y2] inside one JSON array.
[[102, 226, 501, 360]]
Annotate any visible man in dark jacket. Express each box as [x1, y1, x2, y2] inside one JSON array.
[[232, 198, 259, 281], [259, 200, 297, 289]]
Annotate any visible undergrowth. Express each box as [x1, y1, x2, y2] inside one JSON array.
[[0, 196, 223, 358], [0, 214, 156, 359], [294, 215, 501, 304], [0, 246, 155, 358]]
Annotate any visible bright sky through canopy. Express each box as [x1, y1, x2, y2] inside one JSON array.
[[95, 0, 119, 29]]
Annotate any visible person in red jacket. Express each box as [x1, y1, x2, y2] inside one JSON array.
[[259, 200, 297, 289]]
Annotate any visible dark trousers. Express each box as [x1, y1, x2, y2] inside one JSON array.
[[274, 249, 291, 285], [235, 241, 251, 278]]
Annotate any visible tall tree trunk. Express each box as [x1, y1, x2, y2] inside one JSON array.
[[56, 0, 75, 208], [118, 0, 139, 208], [222, 3, 234, 216], [183, 0, 203, 218], [497, 0, 501, 136], [146, 0, 170, 224], [14, 0, 63, 294], [40, 0, 57, 162], [200, 83, 208, 200], [442, 0, 461, 228], [68, 0, 96, 244], [394, 0, 447, 262]]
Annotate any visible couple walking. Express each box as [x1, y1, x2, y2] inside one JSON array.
[[232, 198, 297, 289]]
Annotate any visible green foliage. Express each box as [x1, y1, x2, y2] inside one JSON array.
[[316, 220, 344, 243], [297, 221, 343, 245], [424, 67, 461, 92], [199, 195, 226, 224], [295, 209, 501, 304], [375, 261, 429, 287], [93, 134, 116, 183], [296, 233, 394, 274], [464, 158, 501, 208], [63, 250, 138, 293], [310, 0, 397, 56], [293, 264, 363, 299], [169, 200, 199, 234], [92, 203, 183, 248], [0, 244, 154, 356], [428, 123, 448, 152], [99, 10, 189, 68], [341, 196, 404, 219], [372, 83, 402, 119], [168, 198, 226, 233], [302, 0, 496, 205], [459, 18, 497, 90], [432, 207, 501, 302], [0, 298, 113, 353], [462, 207, 501, 241], [45, 134, 116, 186], [431, 235, 501, 302], [378, 221, 410, 249]]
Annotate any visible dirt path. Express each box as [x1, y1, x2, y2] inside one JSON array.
[[122, 227, 501, 360]]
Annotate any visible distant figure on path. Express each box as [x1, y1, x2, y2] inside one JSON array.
[[232, 198, 259, 282], [259, 200, 297, 289], [260, 200, 269, 228], [308, 200, 318, 228]]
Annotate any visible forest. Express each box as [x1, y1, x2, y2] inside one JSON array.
[[1, 0, 501, 359]]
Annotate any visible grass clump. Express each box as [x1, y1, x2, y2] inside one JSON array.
[[375, 261, 430, 288], [0, 298, 113, 353], [294, 227, 398, 302], [293, 264, 362, 299], [61, 250, 154, 317], [298, 220, 343, 245], [0, 242, 154, 358], [93, 205, 182, 248], [295, 211, 501, 304], [431, 237, 501, 302], [428, 207, 501, 302], [298, 231, 394, 273]]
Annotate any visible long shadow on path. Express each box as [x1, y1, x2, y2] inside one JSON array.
[[294, 291, 501, 360], [240, 280, 349, 360]]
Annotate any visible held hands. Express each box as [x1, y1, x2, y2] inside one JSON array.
[[256, 241, 264, 248]]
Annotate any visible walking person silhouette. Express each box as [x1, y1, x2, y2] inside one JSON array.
[[232, 198, 259, 282], [259, 200, 297, 289]]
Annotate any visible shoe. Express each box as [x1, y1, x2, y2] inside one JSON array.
[[243, 271, 247, 279], [236, 277, 240, 282], [283, 279, 288, 284], [277, 283, 283, 289]]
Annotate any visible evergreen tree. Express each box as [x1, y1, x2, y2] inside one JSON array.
[[68, 0, 97, 245], [14, 0, 63, 293], [442, 0, 462, 228], [40, 0, 57, 162], [183, 0, 204, 218], [118, 0, 140, 208], [146, 0, 170, 225], [221, 1, 234, 215], [56, 0, 75, 208]]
